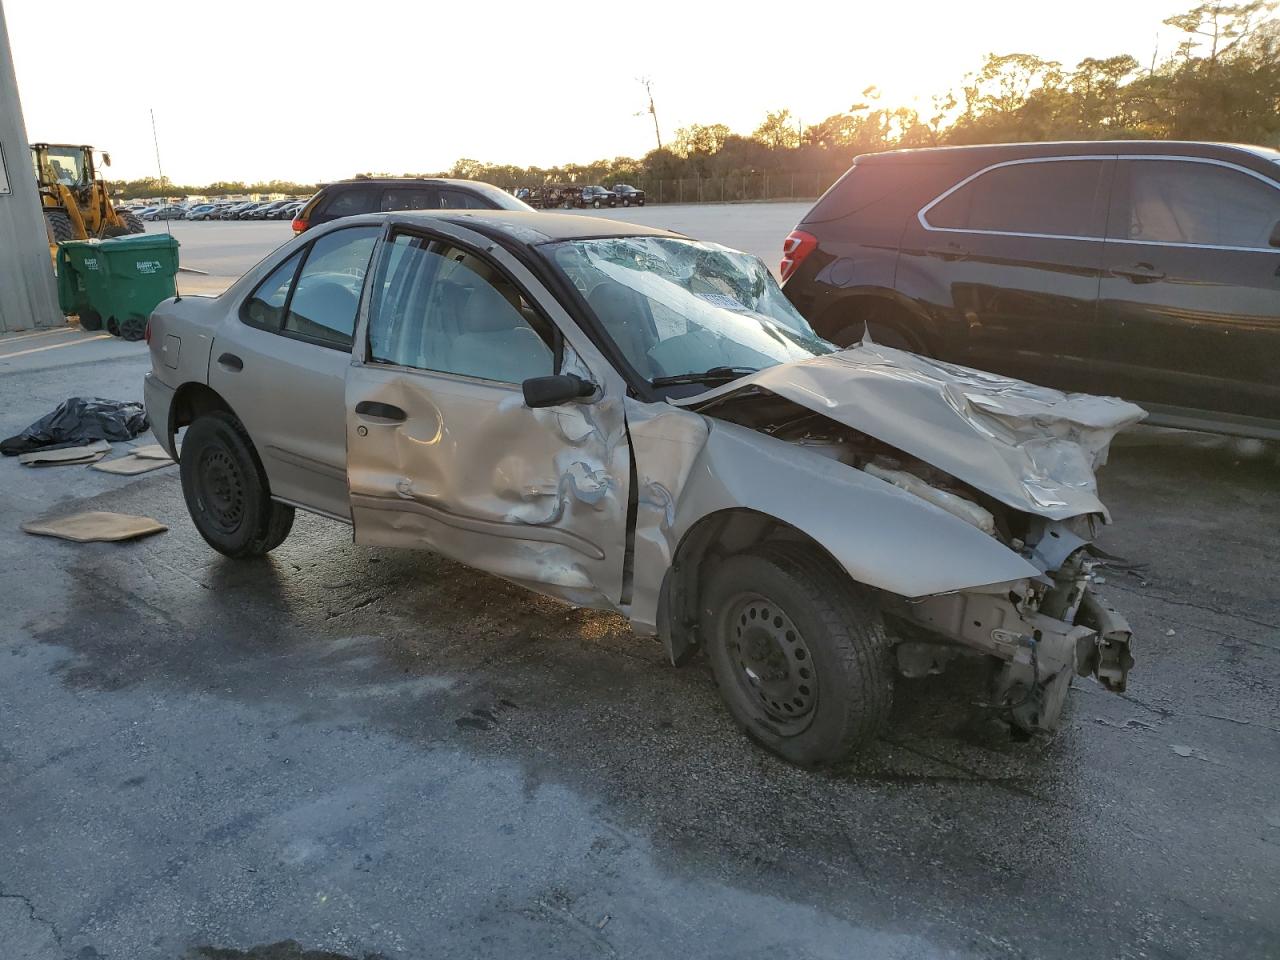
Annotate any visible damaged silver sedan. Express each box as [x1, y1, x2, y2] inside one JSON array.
[[144, 211, 1142, 765]]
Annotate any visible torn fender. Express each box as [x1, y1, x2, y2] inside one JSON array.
[[676, 342, 1146, 521], [625, 413, 1040, 633]]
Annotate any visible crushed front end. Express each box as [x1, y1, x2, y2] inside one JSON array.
[[887, 515, 1134, 733]]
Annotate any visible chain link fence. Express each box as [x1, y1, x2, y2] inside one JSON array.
[[624, 170, 846, 205]]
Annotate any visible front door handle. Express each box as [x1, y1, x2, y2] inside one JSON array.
[[927, 241, 969, 261], [217, 352, 243, 372], [354, 400, 406, 423], [1111, 262, 1166, 283]]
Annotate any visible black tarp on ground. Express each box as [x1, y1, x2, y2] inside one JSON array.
[[1, 397, 150, 456]]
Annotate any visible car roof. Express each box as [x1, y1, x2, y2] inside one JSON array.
[[387, 209, 685, 244], [326, 176, 498, 188], [856, 140, 1279, 166]]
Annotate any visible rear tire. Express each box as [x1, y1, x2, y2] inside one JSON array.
[[45, 210, 76, 244], [79, 309, 103, 332], [117, 210, 146, 234], [832, 315, 924, 354], [702, 543, 892, 766], [593, 199, 602, 208], [179, 411, 295, 557]]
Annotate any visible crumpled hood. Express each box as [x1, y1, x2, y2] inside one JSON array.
[[676, 342, 1146, 521]]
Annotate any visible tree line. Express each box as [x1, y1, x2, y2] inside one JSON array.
[[113, 2, 1279, 199]]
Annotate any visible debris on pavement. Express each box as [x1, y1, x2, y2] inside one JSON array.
[[1171, 744, 1215, 762], [92, 451, 174, 475], [16, 439, 111, 467], [1, 397, 148, 457], [21, 511, 167, 543]]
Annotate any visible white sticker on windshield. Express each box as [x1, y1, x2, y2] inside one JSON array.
[[697, 292, 749, 312]]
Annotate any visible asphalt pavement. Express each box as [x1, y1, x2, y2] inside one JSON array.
[[1, 218, 1278, 959]]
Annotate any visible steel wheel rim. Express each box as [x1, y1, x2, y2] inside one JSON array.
[[197, 446, 245, 534], [726, 593, 817, 734]]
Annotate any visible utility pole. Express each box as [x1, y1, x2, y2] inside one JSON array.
[[0, 0, 59, 333], [638, 77, 662, 152]]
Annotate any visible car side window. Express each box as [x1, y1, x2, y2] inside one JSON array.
[[367, 232, 555, 383], [382, 188, 437, 212], [243, 250, 303, 330], [926, 160, 1105, 238], [438, 189, 491, 210], [320, 188, 378, 218], [1118, 160, 1280, 249], [282, 226, 381, 349]]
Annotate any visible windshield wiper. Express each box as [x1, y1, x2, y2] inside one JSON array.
[[650, 366, 759, 387]]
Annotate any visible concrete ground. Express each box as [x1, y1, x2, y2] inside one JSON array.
[[152, 202, 810, 296], [1, 232, 1278, 958]]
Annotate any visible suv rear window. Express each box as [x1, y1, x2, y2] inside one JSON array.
[[925, 159, 1105, 238]]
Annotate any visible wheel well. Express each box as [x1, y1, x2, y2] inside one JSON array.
[[169, 383, 234, 454], [818, 294, 929, 353], [658, 508, 848, 665]]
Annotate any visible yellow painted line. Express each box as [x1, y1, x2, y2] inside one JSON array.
[[0, 334, 113, 360], [0, 326, 80, 345]]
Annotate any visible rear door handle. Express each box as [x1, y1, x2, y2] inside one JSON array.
[[354, 400, 407, 423], [1111, 262, 1166, 283], [216, 352, 243, 372]]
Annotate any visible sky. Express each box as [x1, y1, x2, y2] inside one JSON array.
[[5, 0, 1197, 184]]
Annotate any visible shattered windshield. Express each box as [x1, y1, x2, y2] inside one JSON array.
[[547, 236, 832, 389]]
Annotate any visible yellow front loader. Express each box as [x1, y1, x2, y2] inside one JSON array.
[[30, 143, 145, 254]]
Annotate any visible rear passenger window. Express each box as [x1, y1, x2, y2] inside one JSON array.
[[243, 251, 303, 330], [382, 188, 437, 212], [1119, 160, 1280, 248], [366, 232, 554, 383], [320, 188, 378, 218], [926, 160, 1105, 238], [282, 226, 381, 349]]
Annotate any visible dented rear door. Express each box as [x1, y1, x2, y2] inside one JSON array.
[[344, 224, 632, 609]]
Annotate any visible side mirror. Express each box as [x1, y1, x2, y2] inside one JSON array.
[[101, 152, 111, 167], [1270, 220, 1280, 248], [522, 374, 597, 408]]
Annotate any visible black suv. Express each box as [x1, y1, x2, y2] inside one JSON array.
[[611, 184, 646, 206], [782, 141, 1280, 440], [293, 177, 531, 234]]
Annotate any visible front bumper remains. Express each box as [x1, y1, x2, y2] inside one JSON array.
[[888, 574, 1134, 734]]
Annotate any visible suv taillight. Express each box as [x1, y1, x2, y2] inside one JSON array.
[[780, 229, 817, 283], [291, 217, 308, 234]]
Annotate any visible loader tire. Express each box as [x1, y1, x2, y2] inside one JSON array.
[[45, 210, 76, 244]]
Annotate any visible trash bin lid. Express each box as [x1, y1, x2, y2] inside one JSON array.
[[99, 233, 180, 251]]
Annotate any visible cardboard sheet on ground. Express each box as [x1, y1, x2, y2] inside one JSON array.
[[92, 453, 174, 475], [22, 511, 167, 543], [17, 440, 110, 466], [129, 444, 173, 460]]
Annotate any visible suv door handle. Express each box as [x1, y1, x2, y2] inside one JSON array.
[[1111, 262, 1166, 283], [354, 400, 406, 423], [216, 352, 243, 372]]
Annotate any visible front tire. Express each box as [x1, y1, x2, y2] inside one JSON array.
[[45, 210, 76, 244], [180, 411, 294, 557], [702, 543, 892, 766]]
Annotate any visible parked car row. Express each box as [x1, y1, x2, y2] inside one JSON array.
[[515, 183, 646, 208], [119, 198, 310, 222]]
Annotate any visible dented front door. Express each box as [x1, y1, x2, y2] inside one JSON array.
[[344, 224, 632, 609]]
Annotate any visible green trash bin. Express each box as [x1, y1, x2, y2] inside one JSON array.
[[56, 233, 180, 341]]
